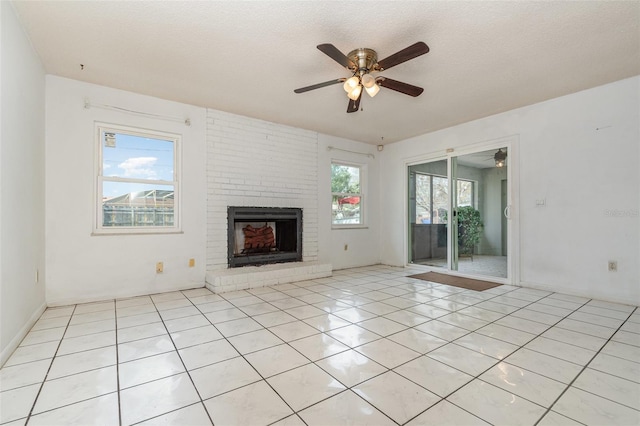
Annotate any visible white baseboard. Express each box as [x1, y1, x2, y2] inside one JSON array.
[[518, 280, 637, 306], [46, 282, 206, 307], [0, 302, 47, 368]]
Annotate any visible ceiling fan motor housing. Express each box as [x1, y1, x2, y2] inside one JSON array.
[[348, 48, 378, 74]]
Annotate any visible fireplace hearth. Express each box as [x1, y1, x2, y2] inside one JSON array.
[[228, 206, 302, 268]]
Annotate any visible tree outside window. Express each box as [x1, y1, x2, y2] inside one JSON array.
[[331, 163, 362, 226], [415, 173, 474, 224]]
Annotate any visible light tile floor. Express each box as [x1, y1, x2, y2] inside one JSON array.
[[1, 265, 639, 425]]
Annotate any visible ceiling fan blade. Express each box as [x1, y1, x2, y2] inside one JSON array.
[[294, 78, 345, 93], [376, 41, 430, 71], [347, 91, 362, 113], [378, 77, 424, 97], [317, 44, 356, 69]]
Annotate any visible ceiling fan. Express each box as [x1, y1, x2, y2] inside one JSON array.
[[294, 42, 430, 113], [473, 148, 508, 167]]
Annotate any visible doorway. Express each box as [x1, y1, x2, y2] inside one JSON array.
[[408, 145, 511, 280]]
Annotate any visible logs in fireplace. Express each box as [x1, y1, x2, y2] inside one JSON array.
[[227, 206, 302, 268], [242, 224, 275, 253]]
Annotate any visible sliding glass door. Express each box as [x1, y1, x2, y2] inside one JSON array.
[[408, 146, 510, 279], [408, 159, 449, 268]]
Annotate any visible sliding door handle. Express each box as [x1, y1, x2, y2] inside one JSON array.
[[504, 205, 511, 219]]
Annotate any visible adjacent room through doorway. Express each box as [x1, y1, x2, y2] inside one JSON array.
[[407, 145, 511, 280]]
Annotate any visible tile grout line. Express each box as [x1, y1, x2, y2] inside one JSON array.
[[120, 304, 206, 419], [370, 313, 527, 422], [533, 305, 640, 426], [113, 299, 123, 426], [23, 304, 77, 425], [7, 304, 130, 424], [238, 277, 506, 425], [337, 273, 517, 424], [360, 277, 593, 425], [193, 290, 317, 425], [434, 316, 594, 424], [145, 294, 217, 426], [204, 283, 407, 424], [432, 289, 597, 423], [240, 287, 400, 426]]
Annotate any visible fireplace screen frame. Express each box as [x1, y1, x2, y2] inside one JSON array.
[[227, 206, 302, 268]]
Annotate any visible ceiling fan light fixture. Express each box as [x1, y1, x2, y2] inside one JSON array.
[[361, 73, 376, 89], [365, 83, 380, 97], [343, 76, 359, 93], [347, 84, 362, 101]]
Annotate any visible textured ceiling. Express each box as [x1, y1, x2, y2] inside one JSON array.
[[11, 1, 640, 144]]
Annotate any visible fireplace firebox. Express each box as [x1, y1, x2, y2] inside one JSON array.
[[227, 206, 302, 268]]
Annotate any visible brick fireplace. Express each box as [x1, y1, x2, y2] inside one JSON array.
[[205, 109, 331, 293]]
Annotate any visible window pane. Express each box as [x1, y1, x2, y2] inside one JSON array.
[[331, 163, 362, 226], [102, 132, 174, 181], [331, 164, 360, 193], [432, 176, 448, 224], [457, 180, 473, 207], [332, 195, 361, 225], [415, 174, 432, 223], [102, 182, 174, 227]]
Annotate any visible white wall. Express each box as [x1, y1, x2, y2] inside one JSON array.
[[318, 134, 381, 270], [45, 77, 207, 305], [381, 77, 640, 306], [0, 2, 47, 365]]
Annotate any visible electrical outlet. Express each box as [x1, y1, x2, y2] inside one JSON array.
[[344, 244, 348, 251], [188, 258, 195, 267], [156, 262, 164, 273], [608, 261, 617, 272]]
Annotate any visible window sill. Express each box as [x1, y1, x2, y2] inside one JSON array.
[[332, 225, 369, 230], [91, 230, 184, 236]]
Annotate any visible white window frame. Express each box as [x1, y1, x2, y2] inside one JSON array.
[[331, 161, 366, 229], [456, 178, 476, 209], [414, 172, 477, 224], [94, 123, 181, 235]]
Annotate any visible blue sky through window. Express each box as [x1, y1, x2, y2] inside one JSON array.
[[102, 132, 174, 198]]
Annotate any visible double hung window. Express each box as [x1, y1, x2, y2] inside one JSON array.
[[331, 162, 363, 226], [96, 124, 180, 233]]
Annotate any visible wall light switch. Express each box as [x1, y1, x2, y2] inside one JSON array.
[[189, 258, 195, 267], [156, 262, 164, 273]]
